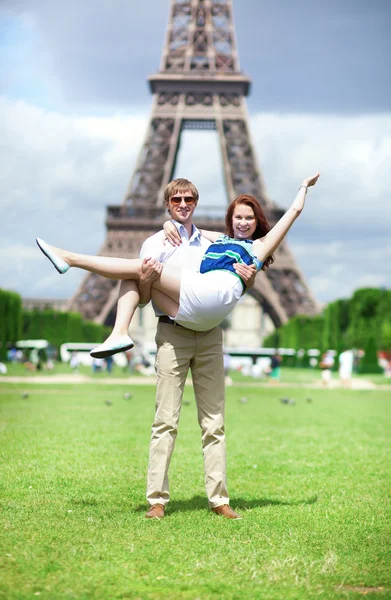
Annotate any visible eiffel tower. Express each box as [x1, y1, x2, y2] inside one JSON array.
[[67, 0, 318, 326]]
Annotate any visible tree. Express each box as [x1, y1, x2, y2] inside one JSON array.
[[359, 335, 383, 374], [0, 289, 22, 360]]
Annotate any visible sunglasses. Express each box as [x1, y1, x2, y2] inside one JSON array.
[[170, 196, 196, 206]]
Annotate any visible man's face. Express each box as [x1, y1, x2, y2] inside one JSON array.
[[166, 190, 197, 225]]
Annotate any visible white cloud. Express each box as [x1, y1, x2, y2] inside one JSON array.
[[1, 98, 147, 212], [0, 96, 390, 305], [0, 96, 148, 299]]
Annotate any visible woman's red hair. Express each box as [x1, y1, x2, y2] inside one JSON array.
[[225, 195, 275, 269]]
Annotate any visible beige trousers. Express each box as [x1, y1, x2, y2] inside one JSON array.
[[146, 322, 229, 508]]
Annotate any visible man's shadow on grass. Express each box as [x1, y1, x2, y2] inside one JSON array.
[[135, 494, 318, 513]]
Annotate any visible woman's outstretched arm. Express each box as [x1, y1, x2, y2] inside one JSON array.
[[252, 172, 320, 263]]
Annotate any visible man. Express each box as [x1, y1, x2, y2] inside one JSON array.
[[338, 348, 354, 388], [319, 350, 334, 387], [123, 178, 255, 519], [269, 351, 282, 384]]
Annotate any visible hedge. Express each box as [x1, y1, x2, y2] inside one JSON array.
[[347, 288, 390, 348], [0, 292, 110, 359], [359, 336, 383, 374], [22, 309, 110, 350], [264, 287, 390, 371], [0, 289, 23, 360], [264, 314, 324, 355]]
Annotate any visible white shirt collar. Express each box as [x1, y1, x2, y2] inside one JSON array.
[[172, 219, 202, 243]]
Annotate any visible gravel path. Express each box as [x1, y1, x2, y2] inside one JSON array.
[[1, 374, 389, 390]]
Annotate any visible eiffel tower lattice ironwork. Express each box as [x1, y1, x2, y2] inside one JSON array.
[[67, 0, 318, 326]]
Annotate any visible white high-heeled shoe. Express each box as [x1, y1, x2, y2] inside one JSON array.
[[36, 238, 70, 274], [90, 336, 134, 359]]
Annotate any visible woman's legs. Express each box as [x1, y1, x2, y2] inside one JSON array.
[[42, 241, 144, 279], [107, 280, 140, 339], [38, 240, 182, 304], [92, 281, 181, 358], [90, 280, 140, 358], [39, 240, 185, 359], [151, 289, 180, 318], [102, 280, 179, 334], [90, 280, 142, 358], [109, 281, 180, 338]]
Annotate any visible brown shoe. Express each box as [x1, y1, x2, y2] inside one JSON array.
[[211, 504, 242, 520], [145, 503, 165, 519]]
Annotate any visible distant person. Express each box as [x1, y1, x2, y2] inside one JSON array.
[[105, 355, 114, 374], [338, 349, 354, 388], [353, 350, 360, 374], [69, 351, 80, 372], [0, 362, 8, 375], [92, 357, 102, 373], [319, 350, 334, 387], [270, 352, 282, 383], [124, 349, 134, 374], [223, 351, 232, 386], [8, 348, 17, 363], [37, 348, 47, 372]]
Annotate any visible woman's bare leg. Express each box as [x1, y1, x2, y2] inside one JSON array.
[[110, 282, 180, 338], [109, 280, 140, 338], [100, 283, 179, 341], [92, 281, 181, 359], [90, 280, 140, 358], [150, 289, 180, 318], [40, 241, 143, 279], [38, 239, 183, 304]]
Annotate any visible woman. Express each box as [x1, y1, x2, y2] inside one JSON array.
[[36, 172, 320, 357]]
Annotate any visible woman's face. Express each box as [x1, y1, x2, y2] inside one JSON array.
[[232, 203, 257, 239]]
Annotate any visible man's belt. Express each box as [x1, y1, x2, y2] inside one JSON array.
[[158, 316, 187, 329]]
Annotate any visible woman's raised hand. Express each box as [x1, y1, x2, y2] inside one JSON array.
[[302, 172, 320, 188], [163, 220, 182, 246]]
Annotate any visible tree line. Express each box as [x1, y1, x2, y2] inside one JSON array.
[[1, 287, 389, 371], [264, 288, 390, 373], [0, 288, 109, 361]]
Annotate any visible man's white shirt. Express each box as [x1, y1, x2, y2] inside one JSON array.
[[139, 220, 211, 317], [339, 350, 354, 371]]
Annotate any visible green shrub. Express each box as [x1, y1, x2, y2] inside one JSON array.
[[359, 336, 383, 374], [263, 287, 390, 374], [0, 289, 23, 360], [21, 309, 110, 355]]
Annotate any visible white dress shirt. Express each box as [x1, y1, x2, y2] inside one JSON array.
[[139, 220, 211, 317]]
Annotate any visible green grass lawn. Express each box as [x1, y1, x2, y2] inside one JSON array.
[[2, 362, 138, 379], [3, 362, 390, 387], [0, 382, 390, 599]]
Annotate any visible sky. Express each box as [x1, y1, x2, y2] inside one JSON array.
[[0, 0, 390, 305]]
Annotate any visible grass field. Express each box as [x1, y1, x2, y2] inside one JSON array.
[[0, 381, 390, 599], [3, 362, 390, 386]]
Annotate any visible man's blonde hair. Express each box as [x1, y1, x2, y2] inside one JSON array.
[[164, 178, 199, 203]]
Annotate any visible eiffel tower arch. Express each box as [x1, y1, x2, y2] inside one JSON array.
[[67, 0, 318, 332]]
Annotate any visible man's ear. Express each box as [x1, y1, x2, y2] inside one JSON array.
[[165, 201, 170, 215]]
